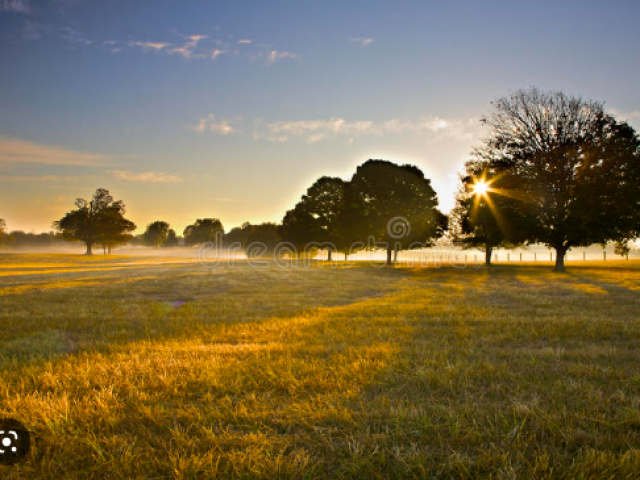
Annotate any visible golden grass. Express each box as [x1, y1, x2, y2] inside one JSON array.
[[1, 254, 640, 478]]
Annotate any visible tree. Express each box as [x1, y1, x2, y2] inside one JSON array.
[[451, 160, 527, 265], [477, 88, 640, 272], [0, 219, 7, 248], [245, 222, 280, 258], [224, 222, 253, 250], [143, 221, 171, 248], [163, 229, 179, 247], [54, 188, 136, 255], [183, 218, 224, 247], [342, 159, 446, 265], [279, 177, 346, 260]]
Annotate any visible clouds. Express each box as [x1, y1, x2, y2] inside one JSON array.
[[267, 50, 297, 65], [187, 114, 481, 144], [350, 37, 374, 47], [253, 116, 481, 144], [0, 136, 104, 165], [0, 0, 29, 13], [128, 41, 170, 51], [188, 113, 237, 135], [17, 21, 298, 66], [111, 170, 182, 183]]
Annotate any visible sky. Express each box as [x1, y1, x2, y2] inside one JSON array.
[[1, 0, 640, 234]]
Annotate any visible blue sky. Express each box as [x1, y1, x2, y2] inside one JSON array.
[[1, 0, 640, 233]]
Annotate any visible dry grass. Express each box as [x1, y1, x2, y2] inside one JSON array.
[[1, 254, 640, 478]]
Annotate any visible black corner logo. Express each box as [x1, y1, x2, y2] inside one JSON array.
[[0, 418, 30, 466]]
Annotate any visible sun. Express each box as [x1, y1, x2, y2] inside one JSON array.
[[473, 180, 490, 196]]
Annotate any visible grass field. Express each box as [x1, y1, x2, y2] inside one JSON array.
[[1, 254, 640, 479]]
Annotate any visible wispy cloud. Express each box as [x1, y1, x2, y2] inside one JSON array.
[[267, 50, 297, 65], [129, 41, 171, 51], [609, 109, 640, 128], [59, 26, 92, 46], [169, 34, 207, 59], [0, 174, 98, 183], [237, 39, 252, 44], [0, 136, 104, 165], [0, 0, 29, 13], [188, 113, 236, 135], [255, 117, 480, 143], [350, 37, 374, 47], [211, 49, 226, 60], [22, 20, 51, 40], [111, 170, 182, 183]]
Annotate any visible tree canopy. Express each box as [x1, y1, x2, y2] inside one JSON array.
[[143, 221, 171, 248], [450, 160, 528, 265], [54, 188, 136, 255], [475, 88, 640, 271], [183, 218, 224, 246], [342, 160, 446, 264], [279, 176, 346, 259]]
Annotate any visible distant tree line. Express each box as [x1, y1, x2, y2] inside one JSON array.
[[4, 87, 639, 272]]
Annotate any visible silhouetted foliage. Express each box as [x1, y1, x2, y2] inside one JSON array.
[[183, 218, 224, 246], [143, 221, 171, 248], [477, 88, 640, 271], [163, 229, 179, 247], [245, 223, 280, 258], [224, 222, 253, 250], [340, 159, 446, 265], [280, 177, 346, 260], [0, 219, 7, 247], [3, 231, 65, 249], [450, 160, 527, 265], [53, 188, 136, 255]]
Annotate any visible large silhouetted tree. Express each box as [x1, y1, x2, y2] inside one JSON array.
[[54, 188, 136, 255], [144, 221, 171, 248], [342, 159, 446, 265], [477, 88, 640, 272], [280, 176, 346, 260], [183, 218, 224, 246]]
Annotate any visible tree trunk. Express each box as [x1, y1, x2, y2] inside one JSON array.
[[327, 249, 332, 262], [386, 246, 393, 266], [393, 246, 399, 263], [85, 242, 93, 255], [485, 245, 492, 266], [344, 252, 348, 261], [554, 247, 567, 273]]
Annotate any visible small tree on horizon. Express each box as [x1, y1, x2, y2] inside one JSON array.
[[143, 221, 171, 248], [183, 218, 224, 246], [54, 188, 136, 255]]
